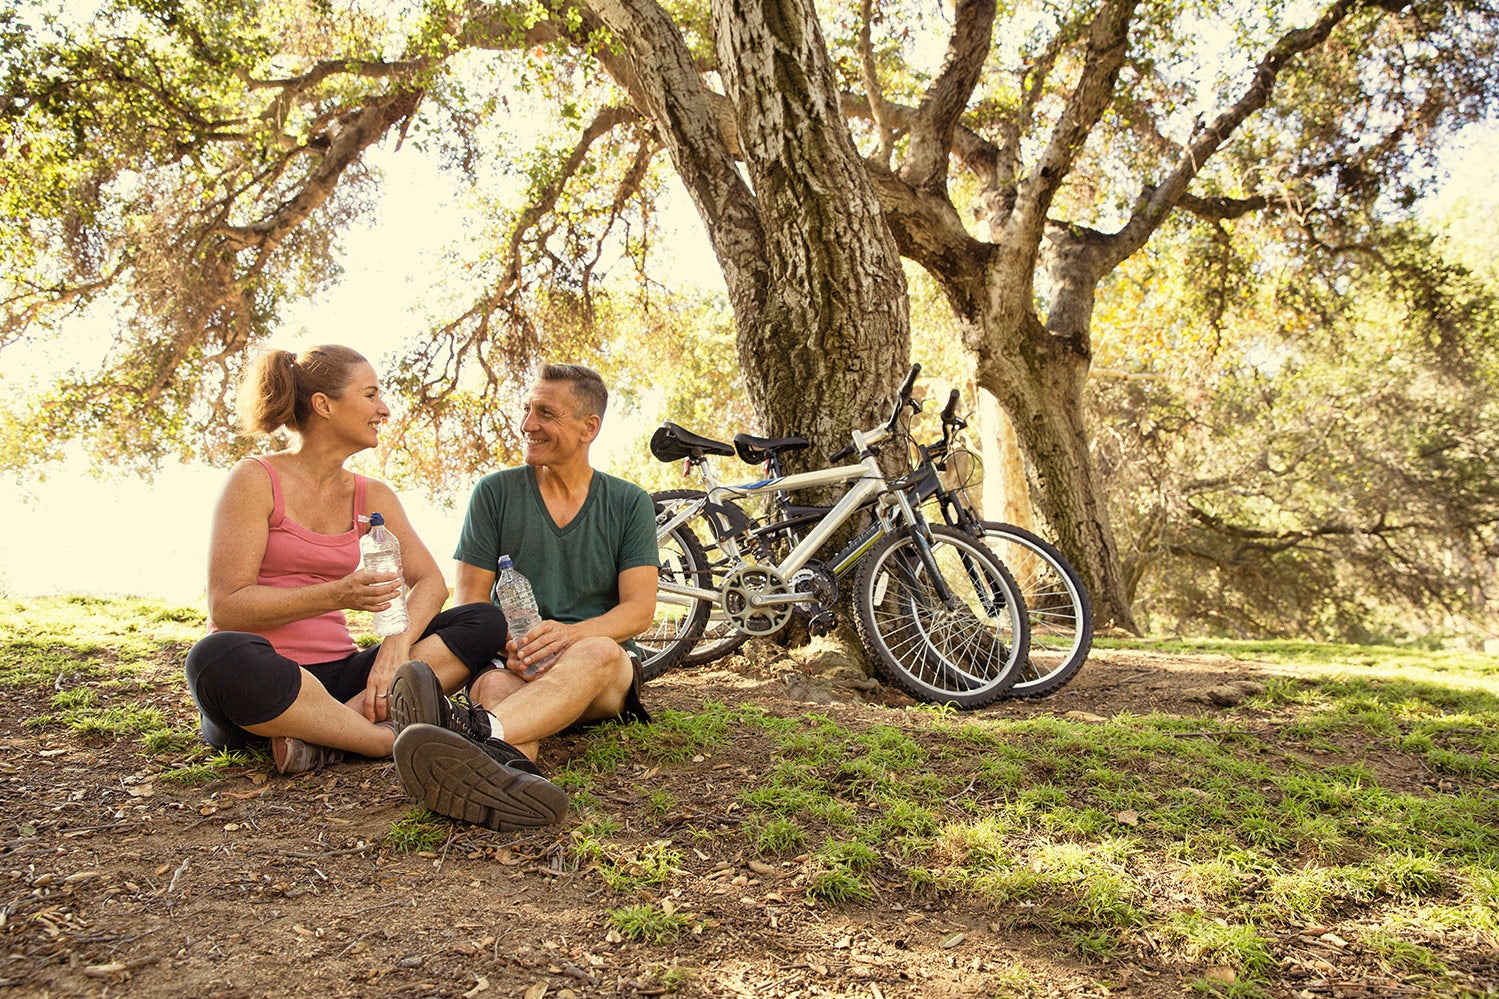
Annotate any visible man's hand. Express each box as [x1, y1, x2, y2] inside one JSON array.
[[505, 619, 580, 678]]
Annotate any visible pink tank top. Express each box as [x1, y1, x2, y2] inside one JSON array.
[[246, 456, 366, 665]]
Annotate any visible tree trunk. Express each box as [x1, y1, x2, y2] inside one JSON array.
[[979, 388, 1034, 530], [972, 319, 1139, 633], [710, 0, 910, 465], [594, 0, 909, 461]]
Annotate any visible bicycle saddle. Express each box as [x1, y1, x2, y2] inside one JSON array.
[[649, 422, 736, 463], [733, 432, 810, 465]]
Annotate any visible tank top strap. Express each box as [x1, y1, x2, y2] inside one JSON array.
[[353, 474, 368, 531], [252, 456, 286, 528]]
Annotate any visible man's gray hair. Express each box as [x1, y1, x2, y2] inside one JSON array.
[[540, 363, 608, 418]]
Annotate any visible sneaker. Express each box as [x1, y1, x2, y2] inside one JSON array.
[[271, 735, 344, 775], [392, 724, 566, 831], [389, 660, 492, 741]]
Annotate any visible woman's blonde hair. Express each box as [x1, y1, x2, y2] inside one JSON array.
[[236, 345, 368, 437]]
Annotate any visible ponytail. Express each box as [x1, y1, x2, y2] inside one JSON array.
[[235, 345, 368, 438]]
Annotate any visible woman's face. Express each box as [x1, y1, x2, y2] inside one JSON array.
[[321, 361, 389, 449]]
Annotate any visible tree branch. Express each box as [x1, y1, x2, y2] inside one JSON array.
[[981, 8, 1079, 228], [1007, 0, 1139, 248], [588, 0, 765, 304], [856, 0, 896, 168], [1186, 502, 1411, 557], [1104, 0, 1360, 267], [217, 89, 422, 253], [898, 0, 995, 193], [419, 104, 644, 402]]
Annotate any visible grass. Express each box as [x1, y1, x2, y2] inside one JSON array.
[[594, 636, 1497, 994], [389, 808, 450, 853], [606, 901, 695, 942], [5, 598, 1498, 995], [0, 595, 203, 685]]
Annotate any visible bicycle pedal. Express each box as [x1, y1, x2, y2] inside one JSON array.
[[808, 613, 837, 637]]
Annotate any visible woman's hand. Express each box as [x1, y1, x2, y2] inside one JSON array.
[[360, 638, 411, 723], [339, 567, 404, 613]]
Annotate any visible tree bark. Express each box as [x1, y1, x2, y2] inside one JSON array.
[[590, 0, 908, 464], [979, 389, 1033, 532], [709, 0, 910, 455]]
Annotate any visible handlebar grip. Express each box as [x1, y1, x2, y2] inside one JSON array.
[[828, 443, 856, 463], [898, 363, 921, 399], [941, 389, 959, 422]]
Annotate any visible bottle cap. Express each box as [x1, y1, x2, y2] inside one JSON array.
[[369, 512, 385, 526], [497, 554, 513, 570]]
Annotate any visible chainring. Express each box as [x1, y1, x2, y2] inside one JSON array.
[[790, 562, 838, 617], [720, 564, 792, 636]]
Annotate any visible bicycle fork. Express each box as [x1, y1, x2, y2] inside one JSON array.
[[880, 492, 1010, 619]]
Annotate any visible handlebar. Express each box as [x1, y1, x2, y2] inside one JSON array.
[[887, 363, 921, 431], [828, 363, 923, 463], [898, 363, 920, 400]]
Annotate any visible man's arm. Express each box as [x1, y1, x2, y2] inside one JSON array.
[[589, 563, 657, 641], [454, 561, 497, 606]]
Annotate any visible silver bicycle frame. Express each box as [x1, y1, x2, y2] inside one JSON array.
[[657, 425, 901, 608]]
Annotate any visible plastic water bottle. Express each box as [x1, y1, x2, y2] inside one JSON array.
[[360, 512, 409, 636], [495, 555, 554, 676]]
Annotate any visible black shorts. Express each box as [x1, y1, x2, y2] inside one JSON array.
[[620, 651, 651, 725], [184, 603, 507, 749]]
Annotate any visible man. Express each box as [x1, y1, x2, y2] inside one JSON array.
[[388, 364, 658, 830]]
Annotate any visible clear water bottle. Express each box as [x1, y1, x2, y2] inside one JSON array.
[[360, 512, 409, 636], [495, 555, 555, 677]]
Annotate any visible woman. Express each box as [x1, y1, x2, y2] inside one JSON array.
[[184, 345, 506, 774]]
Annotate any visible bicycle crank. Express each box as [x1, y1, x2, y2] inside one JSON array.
[[720, 564, 794, 636]]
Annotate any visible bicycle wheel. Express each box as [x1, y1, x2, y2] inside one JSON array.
[[853, 525, 1030, 708], [651, 489, 754, 668], [974, 522, 1093, 698], [636, 500, 711, 680]]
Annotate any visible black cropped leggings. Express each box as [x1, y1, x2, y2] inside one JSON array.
[[185, 602, 507, 749]]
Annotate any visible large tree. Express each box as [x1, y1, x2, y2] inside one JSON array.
[[4, 0, 1497, 631]]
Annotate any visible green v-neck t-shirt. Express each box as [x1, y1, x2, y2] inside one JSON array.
[[453, 466, 657, 654]]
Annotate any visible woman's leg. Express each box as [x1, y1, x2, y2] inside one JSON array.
[[185, 632, 393, 757], [409, 602, 508, 693], [244, 673, 394, 757]]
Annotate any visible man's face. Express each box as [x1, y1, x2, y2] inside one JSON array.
[[520, 379, 598, 468]]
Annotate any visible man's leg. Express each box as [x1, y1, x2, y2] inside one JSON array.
[[468, 636, 633, 759], [412, 603, 509, 693], [389, 636, 632, 830]]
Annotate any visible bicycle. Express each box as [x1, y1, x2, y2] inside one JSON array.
[[912, 389, 1094, 698], [638, 365, 1032, 708], [642, 380, 1092, 699]]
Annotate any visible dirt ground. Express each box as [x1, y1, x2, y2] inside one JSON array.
[[0, 640, 1480, 998]]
